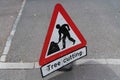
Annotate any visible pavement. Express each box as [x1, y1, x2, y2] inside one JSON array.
[[0, 0, 120, 80]]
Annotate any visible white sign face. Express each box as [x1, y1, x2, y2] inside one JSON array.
[[41, 47, 87, 77], [45, 12, 81, 58]]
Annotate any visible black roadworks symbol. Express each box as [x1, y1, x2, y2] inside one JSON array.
[[56, 24, 76, 49], [47, 24, 76, 56]]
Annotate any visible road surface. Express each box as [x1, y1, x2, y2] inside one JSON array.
[[0, 0, 120, 80]]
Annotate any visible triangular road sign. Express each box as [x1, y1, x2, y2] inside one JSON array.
[[39, 3, 87, 66], [39, 4, 87, 76]]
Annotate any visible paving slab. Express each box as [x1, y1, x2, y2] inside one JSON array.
[[0, 69, 43, 80], [49, 64, 120, 80], [0, 64, 120, 80]]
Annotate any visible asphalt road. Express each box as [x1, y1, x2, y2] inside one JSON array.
[[0, 0, 120, 80], [0, 0, 22, 56], [5, 0, 120, 62]]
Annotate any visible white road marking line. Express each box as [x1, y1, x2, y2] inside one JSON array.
[[0, 62, 34, 69], [0, 55, 6, 62], [34, 62, 40, 68], [75, 59, 107, 65], [0, 0, 26, 62], [106, 59, 120, 65], [75, 59, 120, 65], [0, 59, 120, 69]]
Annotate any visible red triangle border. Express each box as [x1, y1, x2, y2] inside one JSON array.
[[39, 3, 87, 66]]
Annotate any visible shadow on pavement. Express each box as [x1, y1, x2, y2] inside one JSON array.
[[48, 61, 120, 80]]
